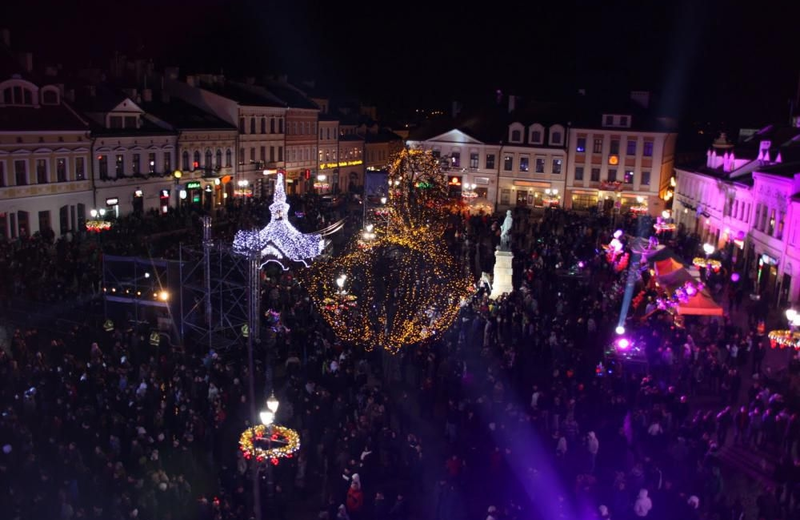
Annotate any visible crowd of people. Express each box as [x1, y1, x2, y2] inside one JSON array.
[[1, 200, 799, 520]]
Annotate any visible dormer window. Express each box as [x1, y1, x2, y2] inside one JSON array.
[[41, 90, 59, 105], [531, 131, 542, 143], [605, 115, 614, 126], [551, 132, 562, 145], [620, 116, 629, 127], [2, 86, 33, 105], [511, 129, 522, 142], [529, 123, 544, 144]]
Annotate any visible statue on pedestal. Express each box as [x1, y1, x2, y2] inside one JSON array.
[[499, 210, 513, 251]]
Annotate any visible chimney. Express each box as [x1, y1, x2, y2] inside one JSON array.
[[1, 29, 9, 48], [630, 90, 650, 109], [142, 89, 152, 103]]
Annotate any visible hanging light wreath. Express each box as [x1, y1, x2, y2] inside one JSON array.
[[239, 424, 301, 465], [768, 330, 800, 349]]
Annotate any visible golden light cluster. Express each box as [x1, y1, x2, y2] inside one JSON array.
[[692, 257, 722, 272], [305, 148, 473, 354], [239, 424, 301, 464], [767, 330, 800, 349]]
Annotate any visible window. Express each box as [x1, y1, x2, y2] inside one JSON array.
[[98, 156, 108, 180], [450, 152, 460, 168], [182, 151, 190, 171], [75, 157, 85, 180], [36, 159, 48, 184], [261, 118, 266, 134], [608, 169, 617, 182], [624, 170, 634, 184], [767, 209, 776, 236], [552, 158, 563, 174], [501, 189, 511, 205], [574, 166, 584, 181], [0, 162, 4, 187], [640, 170, 650, 186], [278, 146, 283, 162], [60, 205, 68, 235], [470, 153, 479, 168], [109, 116, 123, 129], [778, 212, 785, 240], [115, 155, 124, 176], [643, 141, 653, 157], [216, 149, 222, 168], [610, 140, 620, 155], [504, 155, 513, 171], [620, 116, 629, 126], [124, 116, 137, 129], [278, 119, 283, 133], [576, 138, 586, 153], [239, 148, 244, 164], [269, 118, 275, 133], [511, 129, 521, 142], [250, 118, 256, 134], [205, 149, 213, 169], [590, 168, 600, 182], [131, 154, 140, 174], [250, 148, 255, 163], [226, 149, 232, 167], [626, 139, 637, 155], [486, 154, 495, 169], [593, 138, 603, 153], [270, 146, 275, 162], [531, 131, 542, 144], [193, 151, 201, 170], [42, 90, 58, 104], [551, 132, 562, 145], [431, 149, 441, 158], [56, 158, 67, 182], [148, 152, 156, 173], [164, 152, 171, 173], [605, 115, 614, 126], [535, 157, 545, 173], [519, 156, 529, 172]]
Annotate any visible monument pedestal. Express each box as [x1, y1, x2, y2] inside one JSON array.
[[490, 249, 514, 299]]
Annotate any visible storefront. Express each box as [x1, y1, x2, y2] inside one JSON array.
[[133, 188, 144, 214], [104, 197, 120, 219], [185, 181, 203, 209], [570, 190, 599, 211], [510, 181, 560, 208]]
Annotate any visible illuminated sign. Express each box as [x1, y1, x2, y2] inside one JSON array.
[[449, 177, 461, 186], [105, 197, 119, 206], [186, 181, 202, 190], [160, 190, 170, 198], [608, 155, 619, 165], [319, 160, 363, 169]]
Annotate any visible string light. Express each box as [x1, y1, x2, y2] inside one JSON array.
[[232, 172, 325, 267], [239, 424, 301, 464], [692, 257, 722, 272], [304, 148, 473, 354], [767, 330, 800, 349]]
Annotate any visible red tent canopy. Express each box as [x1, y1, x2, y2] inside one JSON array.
[[676, 289, 724, 316], [654, 257, 684, 278]]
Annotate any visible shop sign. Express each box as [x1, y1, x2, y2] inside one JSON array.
[[105, 197, 119, 206], [186, 181, 202, 190]]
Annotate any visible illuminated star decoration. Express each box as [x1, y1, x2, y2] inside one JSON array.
[[305, 148, 473, 354], [233, 173, 326, 269]]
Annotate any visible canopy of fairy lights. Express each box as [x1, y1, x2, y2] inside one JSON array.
[[305, 148, 473, 353], [232, 173, 325, 268]]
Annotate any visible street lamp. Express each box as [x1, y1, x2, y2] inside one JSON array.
[[98, 208, 106, 217], [90, 209, 98, 218], [703, 243, 715, 256], [786, 308, 800, 330], [380, 196, 387, 205], [259, 409, 274, 427], [266, 392, 279, 414]]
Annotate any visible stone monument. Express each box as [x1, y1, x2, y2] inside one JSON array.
[[490, 210, 514, 299]]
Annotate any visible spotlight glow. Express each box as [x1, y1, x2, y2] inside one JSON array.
[[617, 338, 630, 349], [615, 325, 625, 335]]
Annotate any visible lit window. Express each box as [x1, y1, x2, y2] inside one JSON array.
[[576, 138, 586, 153], [535, 157, 545, 173], [643, 142, 654, 157], [552, 158, 563, 174], [504, 155, 513, 171], [519, 156, 529, 172], [624, 170, 634, 184], [593, 138, 603, 153]]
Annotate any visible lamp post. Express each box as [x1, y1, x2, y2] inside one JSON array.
[[259, 393, 280, 500], [702, 243, 715, 282]]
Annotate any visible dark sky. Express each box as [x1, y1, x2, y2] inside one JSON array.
[[5, 0, 800, 125]]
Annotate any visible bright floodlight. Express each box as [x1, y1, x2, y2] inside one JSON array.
[[380, 197, 387, 204], [613, 229, 623, 239], [144, 272, 151, 279], [90, 209, 98, 218], [615, 325, 625, 335], [787, 309, 798, 323], [617, 338, 630, 350], [336, 275, 346, 288], [158, 291, 169, 301], [99, 209, 106, 217], [703, 243, 715, 255], [366, 224, 374, 232], [259, 410, 274, 426], [266, 392, 279, 414]]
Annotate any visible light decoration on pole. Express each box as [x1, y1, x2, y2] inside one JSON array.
[[692, 257, 722, 272], [232, 172, 327, 269], [239, 424, 300, 465], [767, 308, 800, 349], [304, 148, 473, 354]]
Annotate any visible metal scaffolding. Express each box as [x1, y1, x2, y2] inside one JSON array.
[[179, 216, 251, 352]]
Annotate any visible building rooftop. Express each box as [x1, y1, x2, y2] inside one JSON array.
[[199, 80, 286, 108], [0, 104, 89, 132], [142, 97, 236, 130]]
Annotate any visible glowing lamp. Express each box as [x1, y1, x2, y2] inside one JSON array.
[[637, 196, 644, 203], [731, 273, 740, 282], [613, 230, 623, 239], [786, 309, 798, 323], [259, 410, 274, 426], [578, 261, 585, 268], [703, 243, 715, 255], [366, 224, 374, 232], [144, 272, 151, 279], [662, 210, 671, 219], [98, 209, 106, 217], [266, 392, 279, 414], [380, 197, 387, 204], [90, 209, 98, 218], [617, 338, 630, 350], [336, 275, 346, 288], [134, 189, 143, 197], [179, 190, 187, 200], [686, 285, 697, 296], [158, 291, 169, 301], [615, 326, 625, 335], [173, 170, 182, 179]]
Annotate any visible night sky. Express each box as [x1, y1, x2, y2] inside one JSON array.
[[5, 0, 800, 125]]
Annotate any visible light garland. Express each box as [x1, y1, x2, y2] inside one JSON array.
[[653, 222, 676, 233], [693, 257, 721, 272], [768, 330, 800, 349], [233, 173, 325, 267], [304, 148, 473, 354], [239, 424, 301, 465], [630, 205, 649, 214], [86, 220, 112, 232]]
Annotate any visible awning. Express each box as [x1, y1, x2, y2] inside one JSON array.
[[654, 257, 684, 278], [676, 289, 724, 316]]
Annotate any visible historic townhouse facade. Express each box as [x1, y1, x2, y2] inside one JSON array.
[[76, 86, 178, 217], [406, 129, 502, 209], [317, 115, 339, 195], [0, 73, 93, 238], [364, 129, 404, 173], [565, 92, 677, 215], [166, 73, 285, 199], [337, 134, 365, 194], [497, 120, 567, 209], [675, 125, 800, 306]]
